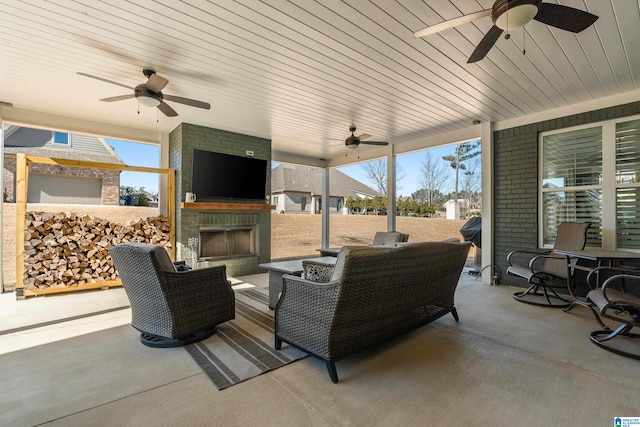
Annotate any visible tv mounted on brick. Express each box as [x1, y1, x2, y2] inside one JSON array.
[[191, 149, 267, 200]]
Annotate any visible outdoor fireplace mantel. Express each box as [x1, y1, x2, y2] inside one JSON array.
[[181, 202, 276, 211]]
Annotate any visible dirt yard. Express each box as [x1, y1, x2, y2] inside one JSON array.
[[271, 213, 468, 259], [2, 204, 469, 290]]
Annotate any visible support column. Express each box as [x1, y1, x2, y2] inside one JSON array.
[[321, 167, 330, 248], [386, 144, 396, 232], [481, 121, 494, 286]]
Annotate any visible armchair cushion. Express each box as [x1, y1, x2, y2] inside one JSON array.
[[371, 231, 409, 246], [149, 244, 177, 272]]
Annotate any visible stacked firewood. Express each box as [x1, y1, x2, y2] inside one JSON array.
[[23, 212, 172, 290]]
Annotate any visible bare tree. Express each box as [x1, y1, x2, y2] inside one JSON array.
[[462, 158, 481, 198], [362, 159, 405, 196], [419, 152, 450, 205]]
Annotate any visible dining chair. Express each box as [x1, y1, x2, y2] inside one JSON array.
[[586, 268, 640, 359], [507, 222, 590, 307]]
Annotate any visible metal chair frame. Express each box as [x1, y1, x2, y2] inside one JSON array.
[[586, 270, 640, 360]]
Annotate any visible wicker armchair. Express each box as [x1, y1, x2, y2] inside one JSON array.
[[275, 241, 471, 383], [109, 243, 235, 348]]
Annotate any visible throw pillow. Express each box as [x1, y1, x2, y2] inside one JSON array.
[[303, 260, 335, 282]]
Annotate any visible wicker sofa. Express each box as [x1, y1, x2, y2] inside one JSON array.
[[274, 240, 471, 383]]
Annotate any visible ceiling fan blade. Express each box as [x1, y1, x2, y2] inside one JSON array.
[[164, 94, 211, 110], [146, 73, 169, 92], [99, 94, 135, 102], [77, 72, 133, 90], [361, 141, 389, 146], [413, 9, 491, 38], [534, 3, 598, 33], [357, 133, 372, 140], [157, 101, 178, 117], [467, 25, 503, 63]]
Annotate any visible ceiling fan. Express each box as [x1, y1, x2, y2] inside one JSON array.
[[77, 69, 211, 117], [343, 126, 389, 149], [413, 0, 599, 63]]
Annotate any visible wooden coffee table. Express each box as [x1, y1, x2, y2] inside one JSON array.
[[259, 256, 337, 309]]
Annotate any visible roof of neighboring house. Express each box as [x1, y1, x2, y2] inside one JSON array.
[[3, 126, 124, 164], [271, 164, 381, 199]]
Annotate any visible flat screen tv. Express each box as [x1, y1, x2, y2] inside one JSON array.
[[191, 149, 267, 200]]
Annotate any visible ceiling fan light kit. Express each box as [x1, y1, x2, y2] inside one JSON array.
[[135, 86, 162, 107], [493, 0, 540, 30], [413, 0, 598, 63]]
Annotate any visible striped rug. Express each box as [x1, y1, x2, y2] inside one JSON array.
[[184, 287, 307, 390]]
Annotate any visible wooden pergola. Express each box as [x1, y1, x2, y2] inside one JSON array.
[[14, 153, 175, 297]]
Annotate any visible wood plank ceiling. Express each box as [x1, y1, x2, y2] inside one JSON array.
[[0, 0, 638, 165]]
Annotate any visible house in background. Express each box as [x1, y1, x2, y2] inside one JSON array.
[[271, 164, 380, 214], [3, 126, 124, 205]]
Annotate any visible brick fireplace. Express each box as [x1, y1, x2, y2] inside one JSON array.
[[169, 123, 272, 276]]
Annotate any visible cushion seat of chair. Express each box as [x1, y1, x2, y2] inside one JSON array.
[[588, 287, 640, 312], [506, 264, 536, 282]]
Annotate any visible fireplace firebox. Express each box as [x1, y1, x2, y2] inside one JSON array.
[[198, 226, 255, 260]]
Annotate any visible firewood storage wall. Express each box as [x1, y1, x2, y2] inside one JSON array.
[[14, 153, 176, 299]]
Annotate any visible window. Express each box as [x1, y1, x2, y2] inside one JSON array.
[[616, 119, 640, 250], [53, 131, 69, 145], [540, 116, 640, 250], [301, 196, 307, 211], [541, 126, 602, 247]]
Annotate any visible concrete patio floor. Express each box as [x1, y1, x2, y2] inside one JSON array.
[[1, 269, 639, 426]]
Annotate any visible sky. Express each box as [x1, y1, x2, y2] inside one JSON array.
[[337, 144, 468, 197], [108, 139, 478, 197], [107, 139, 161, 194]]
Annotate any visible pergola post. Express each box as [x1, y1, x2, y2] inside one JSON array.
[[15, 153, 28, 298]]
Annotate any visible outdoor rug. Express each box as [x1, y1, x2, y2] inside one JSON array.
[[184, 287, 307, 390]]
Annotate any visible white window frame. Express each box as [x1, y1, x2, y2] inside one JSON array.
[[539, 114, 640, 251]]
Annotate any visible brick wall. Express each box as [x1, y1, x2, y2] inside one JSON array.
[[3, 156, 120, 205], [494, 101, 640, 287], [169, 123, 272, 276]]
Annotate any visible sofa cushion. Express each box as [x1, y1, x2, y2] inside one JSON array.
[[331, 246, 392, 281]]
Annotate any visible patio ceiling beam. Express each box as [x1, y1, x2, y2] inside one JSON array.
[[24, 156, 172, 174]]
